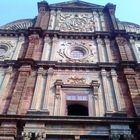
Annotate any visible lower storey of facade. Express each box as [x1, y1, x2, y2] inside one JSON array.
[[0, 114, 139, 140]]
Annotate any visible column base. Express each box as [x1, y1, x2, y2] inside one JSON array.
[[105, 111, 127, 117], [27, 109, 49, 116]]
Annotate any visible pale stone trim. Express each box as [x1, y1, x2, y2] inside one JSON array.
[[30, 68, 44, 111], [41, 36, 52, 61], [12, 36, 25, 60], [104, 37, 113, 62], [111, 69, 124, 111]]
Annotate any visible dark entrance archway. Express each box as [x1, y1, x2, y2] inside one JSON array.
[[67, 104, 88, 116]]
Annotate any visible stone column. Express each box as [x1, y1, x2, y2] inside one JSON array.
[[0, 67, 12, 113], [12, 36, 25, 60], [99, 12, 106, 31], [55, 10, 61, 30], [101, 69, 114, 114], [104, 36, 113, 62], [93, 11, 101, 31], [111, 69, 124, 112], [129, 37, 140, 62], [30, 68, 44, 111], [88, 92, 95, 117], [54, 79, 63, 116], [50, 36, 58, 61], [0, 67, 12, 97], [91, 80, 100, 116], [42, 68, 54, 111], [48, 10, 56, 30], [41, 36, 52, 61], [96, 36, 105, 62]]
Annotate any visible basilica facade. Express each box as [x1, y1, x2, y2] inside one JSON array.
[[0, 0, 140, 140]]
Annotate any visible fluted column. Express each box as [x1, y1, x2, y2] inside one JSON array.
[[0, 67, 12, 113], [41, 36, 52, 61], [42, 68, 54, 111], [111, 69, 124, 112], [99, 12, 106, 31], [104, 36, 113, 62], [12, 36, 25, 60], [54, 80, 63, 116], [55, 10, 61, 30], [96, 36, 105, 62], [129, 37, 140, 62], [93, 11, 101, 31], [91, 80, 100, 116], [50, 36, 58, 61], [101, 69, 114, 113], [48, 10, 56, 30], [30, 68, 44, 111]]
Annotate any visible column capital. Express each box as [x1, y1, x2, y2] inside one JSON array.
[[5, 66, 12, 74], [47, 67, 54, 75], [37, 67, 44, 75], [44, 36, 51, 43], [111, 69, 117, 76], [96, 36, 103, 44], [101, 69, 107, 76], [35, 132, 46, 140]]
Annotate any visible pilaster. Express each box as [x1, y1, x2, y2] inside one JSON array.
[[0, 67, 12, 114], [101, 69, 114, 114], [12, 36, 25, 60], [96, 36, 105, 62], [30, 68, 45, 111], [42, 68, 54, 112], [41, 36, 52, 61], [48, 10, 56, 30], [124, 68, 140, 116], [8, 66, 31, 114], [111, 69, 124, 112], [104, 36, 113, 62]]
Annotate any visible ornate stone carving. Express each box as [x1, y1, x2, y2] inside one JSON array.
[[0, 42, 15, 60], [57, 12, 95, 32], [57, 40, 97, 63], [67, 76, 86, 85], [22, 132, 32, 140], [116, 37, 127, 46], [35, 132, 46, 140]]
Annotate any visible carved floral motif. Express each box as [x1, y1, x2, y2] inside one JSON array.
[[67, 76, 86, 85], [57, 12, 95, 32]]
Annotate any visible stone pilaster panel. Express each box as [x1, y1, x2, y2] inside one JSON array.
[[124, 68, 140, 116], [8, 66, 31, 114], [116, 36, 134, 61]]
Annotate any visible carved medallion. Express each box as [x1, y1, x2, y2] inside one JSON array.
[[57, 12, 95, 32]]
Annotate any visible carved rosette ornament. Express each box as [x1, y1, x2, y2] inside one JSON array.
[[57, 12, 95, 32], [0, 42, 15, 60], [57, 40, 97, 63]]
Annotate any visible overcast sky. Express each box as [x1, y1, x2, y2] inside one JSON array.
[[0, 0, 139, 26]]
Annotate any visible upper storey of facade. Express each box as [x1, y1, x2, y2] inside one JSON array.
[[0, 0, 140, 33]]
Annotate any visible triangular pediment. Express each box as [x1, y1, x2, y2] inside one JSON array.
[[50, 0, 104, 9]]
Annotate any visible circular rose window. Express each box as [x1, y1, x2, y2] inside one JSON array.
[[70, 49, 85, 59], [0, 45, 8, 56]]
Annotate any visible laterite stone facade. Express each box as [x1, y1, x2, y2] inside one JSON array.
[[0, 0, 140, 139]]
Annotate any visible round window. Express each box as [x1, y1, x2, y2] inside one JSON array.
[[0, 45, 8, 56], [70, 49, 84, 59]]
